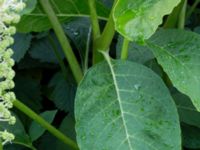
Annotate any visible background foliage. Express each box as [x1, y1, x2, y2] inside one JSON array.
[[2, 0, 200, 149]]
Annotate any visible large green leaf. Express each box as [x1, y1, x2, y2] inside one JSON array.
[[75, 55, 181, 149], [113, 0, 181, 42], [17, 0, 109, 32], [147, 29, 200, 111]]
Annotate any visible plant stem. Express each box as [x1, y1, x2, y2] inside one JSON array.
[[84, 27, 92, 74], [0, 141, 2, 150], [13, 100, 79, 150], [186, 0, 200, 19], [88, 0, 102, 64], [178, 0, 187, 29], [94, 0, 118, 56], [163, 2, 182, 28], [48, 34, 69, 81], [39, 0, 83, 84], [120, 38, 129, 60]]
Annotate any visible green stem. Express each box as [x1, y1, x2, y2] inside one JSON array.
[[39, 0, 83, 84], [88, 0, 102, 64], [120, 38, 129, 60], [95, 0, 118, 56], [48, 34, 68, 81], [163, 2, 182, 28], [0, 141, 2, 150], [13, 100, 79, 150], [84, 27, 92, 74], [88, 0, 100, 38], [186, 0, 200, 19], [178, 0, 187, 29]]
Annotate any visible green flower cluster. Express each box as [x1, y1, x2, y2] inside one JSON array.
[[0, 0, 25, 145]]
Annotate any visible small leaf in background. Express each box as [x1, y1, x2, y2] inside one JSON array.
[[147, 29, 200, 111], [56, 115, 76, 150], [0, 114, 34, 150], [63, 18, 91, 67], [11, 33, 32, 63], [113, 0, 181, 42], [182, 123, 200, 149], [36, 115, 76, 150], [14, 74, 42, 113], [20, 0, 37, 15], [47, 72, 76, 112], [75, 59, 181, 149], [116, 35, 154, 64], [172, 89, 200, 128], [18, 54, 58, 70], [29, 110, 57, 142], [29, 33, 64, 64], [16, 0, 109, 32], [4, 144, 28, 150]]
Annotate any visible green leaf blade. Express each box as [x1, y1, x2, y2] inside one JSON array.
[[113, 0, 181, 42], [17, 0, 109, 32], [147, 29, 200, 111], [75, 59, 181, 149]]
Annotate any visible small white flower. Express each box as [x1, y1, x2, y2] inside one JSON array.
[[0, 0, 25, 145]]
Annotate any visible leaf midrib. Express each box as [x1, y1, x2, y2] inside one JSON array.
[[104, 53, 133, 150]]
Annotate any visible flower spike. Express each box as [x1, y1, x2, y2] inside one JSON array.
[[0, 0, 25, 145]]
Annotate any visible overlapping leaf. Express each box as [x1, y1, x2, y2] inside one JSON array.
[[75, 57, 181, 149], [147, 29, 200, 111], [113, 0, 181, 42]]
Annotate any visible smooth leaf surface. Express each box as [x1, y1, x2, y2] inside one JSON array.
[[29, 110, 57, 141], [147, 29, 200, 111], [17, 0, 109, 32], [113, 0, 181, 42], [75, 58, 181, 149]]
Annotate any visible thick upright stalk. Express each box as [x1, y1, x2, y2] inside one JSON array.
[[39, 0, 83, 84], [13, 100, 79, 150], [120, 38, 129, 60], [178, 0, 187, 29], [95, 0, 118, 55], [88, 0, 102, 63]]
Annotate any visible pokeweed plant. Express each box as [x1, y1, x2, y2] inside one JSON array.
[[1, 0, 200, 149]]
